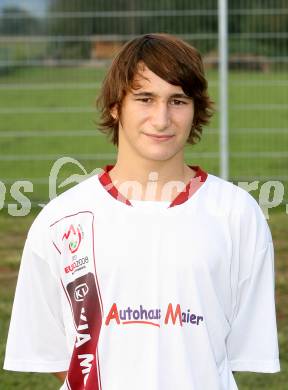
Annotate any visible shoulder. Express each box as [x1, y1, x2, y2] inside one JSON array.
[[204, 173, 264, 214], [204, 173, 271, 245], [28, 174, 102, 240]]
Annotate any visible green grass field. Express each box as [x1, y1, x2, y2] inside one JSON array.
[[0, 66, 287, 388], [0, 67, 287, 204]]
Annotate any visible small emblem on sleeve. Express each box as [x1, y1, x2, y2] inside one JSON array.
[[62, 224, 84, 253], [74, 283, 89, 302]]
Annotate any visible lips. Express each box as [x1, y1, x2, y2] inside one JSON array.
[[143, 133, 174, 141]]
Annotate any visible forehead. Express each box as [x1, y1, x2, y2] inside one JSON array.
[[130, 64, 185, 94]]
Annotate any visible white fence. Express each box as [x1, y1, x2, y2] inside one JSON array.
[[0, 0, 287, 206]]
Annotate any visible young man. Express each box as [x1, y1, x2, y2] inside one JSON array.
[[4, 33, 280, 389]]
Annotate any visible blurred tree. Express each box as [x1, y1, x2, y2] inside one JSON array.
[[0, 6, 42, 35], [229, 0, 288, 57], [47, 0, 287, 60], [47, 0, 218, 59]]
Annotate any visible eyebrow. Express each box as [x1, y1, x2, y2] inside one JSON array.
[[132, 92, 192, 100]]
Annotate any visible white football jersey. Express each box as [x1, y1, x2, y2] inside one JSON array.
[[4, 166, 280, 390]]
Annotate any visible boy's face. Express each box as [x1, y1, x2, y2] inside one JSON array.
[[112, 64, 194, 164]]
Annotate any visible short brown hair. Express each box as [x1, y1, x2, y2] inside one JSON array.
[[96, 33, 213, 146]]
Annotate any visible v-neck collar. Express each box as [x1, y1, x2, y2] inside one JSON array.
[[98, 165, 208, 208]]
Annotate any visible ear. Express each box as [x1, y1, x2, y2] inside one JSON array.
[[110, 104, 118, 120]]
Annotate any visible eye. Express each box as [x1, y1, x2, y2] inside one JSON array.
[[171, 99, 187, 105], [136, 98, 152, 103]]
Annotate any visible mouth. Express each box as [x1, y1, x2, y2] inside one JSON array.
[[143, 133, 174, 142]]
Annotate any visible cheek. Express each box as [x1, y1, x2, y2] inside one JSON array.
[[185, 107, 195, 123], [122, 106, 148, 127], [175, 110, 194, 130]]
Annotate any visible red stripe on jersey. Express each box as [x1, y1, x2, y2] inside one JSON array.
[[98, 165, 132, 206], [66, 273, 102, 390], [169, 165, 208, 208], [99, 164, 208, 208], [50, 211, 103, 389]]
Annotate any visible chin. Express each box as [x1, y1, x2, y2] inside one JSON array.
[[140, 151, 178, 162]]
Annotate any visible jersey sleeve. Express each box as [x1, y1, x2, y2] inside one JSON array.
[[3, 215, 70, 373], [226, 197, 280, 373]]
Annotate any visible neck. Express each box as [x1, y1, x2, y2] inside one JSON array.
[[108, 153, 196, 202], [111, 151, 189, 181]]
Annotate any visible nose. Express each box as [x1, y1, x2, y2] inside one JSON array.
[[149, 102, 171, 132]]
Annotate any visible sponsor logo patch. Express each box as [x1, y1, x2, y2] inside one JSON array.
[[62, 224, 84, 253], [64, 255, 89, 274], [74, 283, 89, 302], [105, 303, 204, 328]]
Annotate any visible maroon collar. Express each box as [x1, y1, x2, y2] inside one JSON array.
[[98, 165, 208, 208]]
